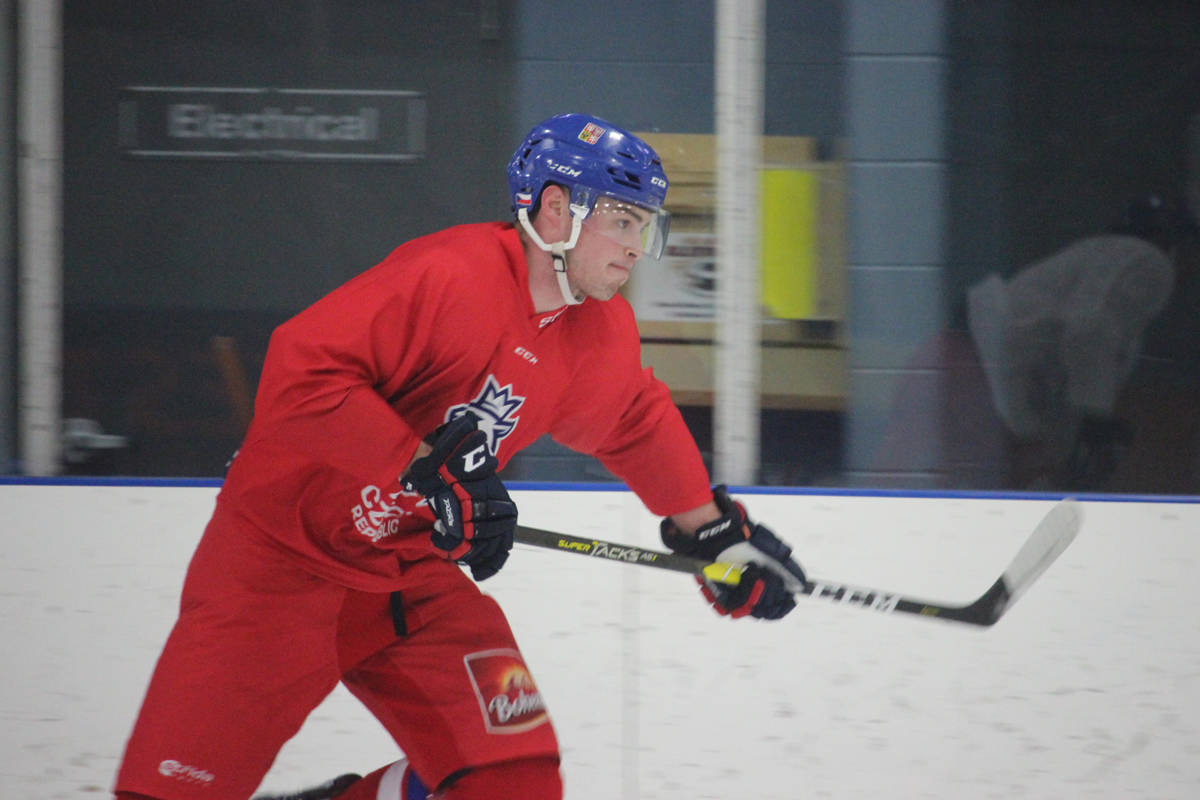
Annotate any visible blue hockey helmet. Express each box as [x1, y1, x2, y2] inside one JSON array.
[[507, 113, 670, 260]]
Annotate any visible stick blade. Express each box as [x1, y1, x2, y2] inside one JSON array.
[[955, 498, 1081, 626], [999, 498, 1082, 607]]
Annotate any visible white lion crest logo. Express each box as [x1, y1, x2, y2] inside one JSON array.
[[446, 376, 525, 455]]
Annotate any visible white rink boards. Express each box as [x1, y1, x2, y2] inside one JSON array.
[[1, 484, 1198, 799]]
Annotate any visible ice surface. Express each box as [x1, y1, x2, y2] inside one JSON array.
[[1, 486, 1198, 799]]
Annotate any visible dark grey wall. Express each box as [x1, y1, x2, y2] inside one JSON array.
[[946, 0, 1014, 325], [62, 0, 1180, 315], [59, 1, 518, 474], [511, 0, 843, 140], [947, 0, 1200, 323], [64, 1, 516, 313], [63, 0, 846, 316], [1005, 0, 1200, 266]]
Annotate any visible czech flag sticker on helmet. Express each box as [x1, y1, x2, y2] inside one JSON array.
[[578, 122, 605, 144], [515, 192, 533, 208]]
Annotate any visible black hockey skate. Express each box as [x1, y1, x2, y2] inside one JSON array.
[[251, 773, 362, 800]]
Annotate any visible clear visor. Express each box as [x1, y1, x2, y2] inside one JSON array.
[[580, 194, 671, 260]]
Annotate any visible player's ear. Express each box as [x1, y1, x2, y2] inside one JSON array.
[[535, 184, 571, 236], [540, 184, 568, 218]]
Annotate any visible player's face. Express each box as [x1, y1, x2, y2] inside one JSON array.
[[569, 196, 654, 301]]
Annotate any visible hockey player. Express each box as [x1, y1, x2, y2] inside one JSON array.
[[113, 113, 808, 800]]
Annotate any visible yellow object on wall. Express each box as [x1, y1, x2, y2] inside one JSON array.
[[760, 168, 819, 319]]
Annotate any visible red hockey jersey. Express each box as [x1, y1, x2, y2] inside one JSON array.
[[220, 222, 713, 591]]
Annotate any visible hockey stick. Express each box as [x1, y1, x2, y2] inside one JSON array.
[[515, 498, 1081, 627]]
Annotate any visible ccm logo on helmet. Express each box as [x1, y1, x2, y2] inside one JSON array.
[[549, 163, 582, 178]]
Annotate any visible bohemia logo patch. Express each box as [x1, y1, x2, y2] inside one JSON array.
[[464, 649, 548, 734], [446, 375, 525, 455]]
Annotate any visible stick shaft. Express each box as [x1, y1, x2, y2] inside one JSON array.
[[516, 499, 1079, 628], [516, 524, 992, 624], [515, 525, 706, 576]]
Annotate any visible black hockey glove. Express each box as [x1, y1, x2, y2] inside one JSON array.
[[660, 486, 807, 620], [402, 415, 517, 581]]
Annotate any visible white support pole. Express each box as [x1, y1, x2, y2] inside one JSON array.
[[713, 0, 764, 485], [0, 0, 14, 471], [18, 0, 63, 475]]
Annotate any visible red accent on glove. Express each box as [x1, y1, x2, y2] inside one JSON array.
[[697, 575, 765, 618]]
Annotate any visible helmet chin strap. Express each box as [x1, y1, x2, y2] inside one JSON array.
[[517, 205, 590, 307]]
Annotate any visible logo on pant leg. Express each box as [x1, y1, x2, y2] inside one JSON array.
[[158, 759, 216, 786], [463, 648, 548, 734]]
